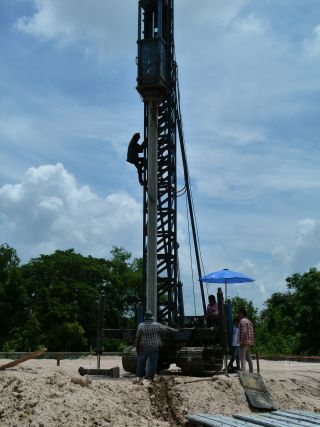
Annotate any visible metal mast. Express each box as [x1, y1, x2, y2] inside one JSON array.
[[137, 0, 182, 325], [137, 0, 206, 325]]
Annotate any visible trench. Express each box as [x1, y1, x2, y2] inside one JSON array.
[[147, 376, 186, 426]]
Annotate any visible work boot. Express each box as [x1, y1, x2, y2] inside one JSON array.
[[133, 377, 143, 385]]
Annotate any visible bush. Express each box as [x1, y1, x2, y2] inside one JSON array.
[[103, 338, 127, 352]]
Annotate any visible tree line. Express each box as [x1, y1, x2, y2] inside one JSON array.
[[0, 243, 319, 355], [0, 244, 143, 352]]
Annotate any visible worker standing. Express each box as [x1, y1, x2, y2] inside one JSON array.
[[228, 317, 240, 372], [238, 308, 254, 372], [134, 310, 178, 383]]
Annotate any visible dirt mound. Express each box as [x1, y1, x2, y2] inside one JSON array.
[[0, 357, 319, 426]]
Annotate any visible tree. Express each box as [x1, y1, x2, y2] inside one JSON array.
[[255, 292, 298, 354], [19, 247, 143, 351], [105, 247, 143, 328], [0, 243, 20, 282], [256, 269, 320, 355], [230, 296, 259, 327], [48, 322, 88, 352], [286, 268, 320, 354], [0, 244, 27, 350], [20, 249, 111, 350]]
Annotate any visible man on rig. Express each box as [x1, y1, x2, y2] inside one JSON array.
[[127, 132, 145, 185]]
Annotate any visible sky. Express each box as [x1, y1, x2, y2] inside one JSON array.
[[1, 0, 320, 314]]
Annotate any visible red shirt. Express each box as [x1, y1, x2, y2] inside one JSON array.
[[238, 317, 254, 346]]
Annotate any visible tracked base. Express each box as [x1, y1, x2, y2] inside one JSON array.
[[176, 347, 223, 375], [122, 346, 172, 375], [122, 345, 224, 376]]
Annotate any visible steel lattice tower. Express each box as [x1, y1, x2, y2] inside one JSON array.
[[138, 0, 183, 326]]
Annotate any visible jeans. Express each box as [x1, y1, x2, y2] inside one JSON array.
[[240, 344, 253, 372], [136, 346, 159, 379], [228, 346, 240, 370]]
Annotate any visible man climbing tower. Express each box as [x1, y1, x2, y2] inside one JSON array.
[[127, 132, 145, 185]]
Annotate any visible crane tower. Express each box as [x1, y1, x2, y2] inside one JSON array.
[[137, 0, 180, 324], [99, 0, 228, 376], [137, 0, 207, 325]]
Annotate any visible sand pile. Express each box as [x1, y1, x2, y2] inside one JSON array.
[[0, 356, 319, 426]]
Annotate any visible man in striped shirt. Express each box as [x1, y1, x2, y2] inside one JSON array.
[[135, 310, 178, 383], [238, 308, 254, 373]]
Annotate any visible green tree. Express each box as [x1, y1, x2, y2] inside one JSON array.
[[256, 269, 320, 355], [0, 244, 28, 350], [230, 296, 259, 327], [19, 247, 143, 351], [3, 312, 43, 352], [48, 322, 88, 351], [286, 268, 320, 354], [0, 243, 20, 282], [254, 292, 299, 355], [20, 249, 111, 350], [105, 247, 143, 328]]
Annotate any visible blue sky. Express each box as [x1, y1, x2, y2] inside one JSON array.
[[1, 0, 320, 313]]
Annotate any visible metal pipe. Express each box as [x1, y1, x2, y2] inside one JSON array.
[[138, 2, 141, 41], [146, 99, 158, 319], [217, 287, 229, 376], [177, 281, 185, 328]]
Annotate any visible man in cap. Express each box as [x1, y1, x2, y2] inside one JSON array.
[[238, 308, 254, 372], [127, 132, 145, 185], [134, 310, 178, 383]]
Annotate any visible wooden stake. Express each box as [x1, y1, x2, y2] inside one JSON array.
[[256, 351, 260, 374], [0, 348, 47, 371]]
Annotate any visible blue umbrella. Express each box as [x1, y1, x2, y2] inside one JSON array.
[[200, 268, 254, 299]]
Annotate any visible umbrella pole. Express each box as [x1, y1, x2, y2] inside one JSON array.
[[225, 279, 227, 300]]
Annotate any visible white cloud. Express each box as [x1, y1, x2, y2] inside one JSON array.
[[15, 0, 136, 61], [290, 218, 320, 272], [0, 89, 142, 194], [235, 14, 265, 35], [176, 0, 249, 28], [272, 245, 291, 267], [188, 129, 320, 203], [5, 1, 320, 313], [271, 217, 320, 277], [216, 124, 266, 147], [305, 24, 320, 58], [0, 164, 142, 262]]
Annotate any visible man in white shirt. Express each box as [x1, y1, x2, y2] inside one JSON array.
[[228, 317, 240, 372]]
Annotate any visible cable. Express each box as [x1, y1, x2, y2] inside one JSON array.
[[185, 192, 197, 316], [189, 186, 209, 298], [174, 48, 211, 308], [177, 186, 187, 197], [175, 66, 208, 302]]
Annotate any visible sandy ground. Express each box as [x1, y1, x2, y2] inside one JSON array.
[[0, 356, 319, 426]]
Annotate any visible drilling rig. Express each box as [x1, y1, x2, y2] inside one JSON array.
[[120, 0, 229, 375]]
